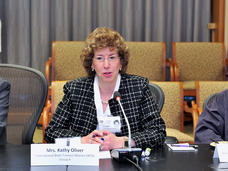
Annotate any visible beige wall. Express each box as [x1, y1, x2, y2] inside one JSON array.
[[225, 0, 228, 57]]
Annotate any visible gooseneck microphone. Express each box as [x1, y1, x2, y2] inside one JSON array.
[[113, 91, 132, 149], [111, 91, 142, 163]]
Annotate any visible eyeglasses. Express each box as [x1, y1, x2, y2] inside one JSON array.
[[94, 56, 120, 63]]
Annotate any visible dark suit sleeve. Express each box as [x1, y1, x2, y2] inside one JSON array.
[[195, 93, 225, 144], [0, 78, 11, 145], [131, 79, 166, 149]]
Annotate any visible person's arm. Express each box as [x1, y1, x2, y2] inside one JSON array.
[[131, 79, 166, 149], [195, 93, 225, 144], [0, 79, 10, 145]]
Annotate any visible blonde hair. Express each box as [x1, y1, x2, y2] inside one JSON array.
[[81, 27, 129, 77]]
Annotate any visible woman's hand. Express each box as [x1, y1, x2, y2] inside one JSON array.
[[81, 130, 103, 144], [99, 130, 124, 151], [81, 130, 136, 151]]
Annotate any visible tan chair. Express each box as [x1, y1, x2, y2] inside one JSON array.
[[171, 42, 228, 97], [42, 41, 170, 124], [42, 81, 67, 142], [126, 42, 167, 81], [191, 81, 228, 134], [151, 81, 194, 143]]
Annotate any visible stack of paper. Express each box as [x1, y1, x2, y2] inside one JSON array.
[[167, 143, 197, 151]]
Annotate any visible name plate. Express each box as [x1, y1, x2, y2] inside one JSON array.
[[213, 144, 228, 162], [31, 144, 99, 166]]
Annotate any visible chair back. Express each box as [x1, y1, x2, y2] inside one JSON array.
[[52, 41, 86, 81], [148, 82, 179, 144], [173, 42, 226, 81], [126, 42, 166, 81], [151, 81, 184, 132], [52, 41, 167, 81], [195, 81, 228, 109], [0, 64, 47, 144], [51, 81, 67, 114]]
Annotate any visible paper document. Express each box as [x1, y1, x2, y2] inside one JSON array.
[[167, 144, 197, 151]]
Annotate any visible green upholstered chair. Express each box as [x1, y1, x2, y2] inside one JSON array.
[[151, 81, 194, 143], [171, 42, 228, 97]]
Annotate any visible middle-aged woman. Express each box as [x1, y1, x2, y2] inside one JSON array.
[[44, 27, 166, 150]]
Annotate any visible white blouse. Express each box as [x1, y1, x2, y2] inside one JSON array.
[[94, 74, 121, 117]]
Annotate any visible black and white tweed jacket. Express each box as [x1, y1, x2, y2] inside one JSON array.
[[45, 74, 166, 149]]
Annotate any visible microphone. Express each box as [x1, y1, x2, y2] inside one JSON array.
[[111, 91, 142, 162]]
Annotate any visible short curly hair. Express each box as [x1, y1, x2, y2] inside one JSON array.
[[80, 27, 129, 77]]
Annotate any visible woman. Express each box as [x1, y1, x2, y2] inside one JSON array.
[[44, 27, 166, 150]]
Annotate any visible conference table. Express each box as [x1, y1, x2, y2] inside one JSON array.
[[0, 144, 226, 171]]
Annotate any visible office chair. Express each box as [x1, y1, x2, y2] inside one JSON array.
[[151, 81, 194, 143], [0, 64, 48, 144]]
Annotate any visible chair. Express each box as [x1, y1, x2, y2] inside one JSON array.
[[46, 41, 168, 86], [191, 81, 228, 134], [171, 42, 228, 96], [0, 64, 48, 144], [42, 81, 67, 142], [151, 81, 194, 143], [149, 83, 178, 144], [126, 42, 167, 81], [43, 41, 170, 125], [42, 41, 86, 123]]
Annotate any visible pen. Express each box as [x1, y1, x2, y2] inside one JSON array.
[[171, 144, 190, 147], [92, 134, 104, 141]]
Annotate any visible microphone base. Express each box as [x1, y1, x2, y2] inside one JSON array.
[[111, 148, 142, 162]]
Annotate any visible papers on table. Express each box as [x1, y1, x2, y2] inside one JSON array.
[[167, 143, 198, 151], [213, 143, 228, 162]]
